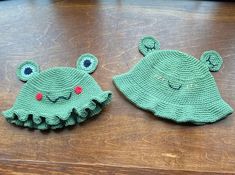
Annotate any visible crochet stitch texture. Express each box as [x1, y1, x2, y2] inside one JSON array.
[[113, 36, 233, 124], [2, 54, 112, 130]]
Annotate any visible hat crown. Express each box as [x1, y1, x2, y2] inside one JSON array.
[[150, 50, 209, 80], [28, 67, 86, 91]]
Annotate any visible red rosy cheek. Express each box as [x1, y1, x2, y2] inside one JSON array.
[[36, 93, 43, 101], [74, 86, 82, 94]]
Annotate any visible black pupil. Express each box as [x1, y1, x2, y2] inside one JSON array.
[[83, 60, 91, 67], [24, 67, 33, 75]]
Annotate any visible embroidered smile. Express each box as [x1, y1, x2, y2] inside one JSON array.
[[46, 92, 72, 103]]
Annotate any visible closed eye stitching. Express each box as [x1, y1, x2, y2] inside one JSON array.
[[46, 92, 72, 103], [206, 56, 218, 68], [168, 80, 182, 90], [145, 42, 156, 51]]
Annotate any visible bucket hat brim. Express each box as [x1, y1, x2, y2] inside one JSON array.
[[113, 72, 233, 125]]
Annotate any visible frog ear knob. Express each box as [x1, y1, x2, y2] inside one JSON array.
[[200, 50, 223, 72], [139, 35, 160, 56], [16, 60, 40, 82], [76, 53, 98, 74]]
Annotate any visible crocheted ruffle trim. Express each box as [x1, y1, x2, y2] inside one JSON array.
[[2, 91, 112, 130], [113, 74, 233, 125]]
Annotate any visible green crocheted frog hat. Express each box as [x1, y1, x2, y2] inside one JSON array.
[[113, 36, 233, 125], [2, 53, 112, 130]]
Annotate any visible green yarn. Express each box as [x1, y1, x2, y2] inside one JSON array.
[[76, 53, 98, 74], [200, 50, 223, 72], [2, 54, 112, 130], [139, 35, 160, 56], [113, 36, 233, 124], [16, 60, 40, 82]]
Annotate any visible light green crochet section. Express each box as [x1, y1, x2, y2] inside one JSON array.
[[2, 55, 112, 130], [113, 36, 233, 124]]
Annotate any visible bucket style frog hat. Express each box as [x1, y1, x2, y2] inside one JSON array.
[[113, 36, 233, 124], [2, 54, 112, 130]]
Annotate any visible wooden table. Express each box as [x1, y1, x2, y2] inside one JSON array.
[[0, 0, 235, 174]]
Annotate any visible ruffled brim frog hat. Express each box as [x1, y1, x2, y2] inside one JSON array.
[[2, 54, 112, 130], [113, 36, 233, 125]]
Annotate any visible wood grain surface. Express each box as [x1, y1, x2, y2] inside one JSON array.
[[0, 0, 235, 174]]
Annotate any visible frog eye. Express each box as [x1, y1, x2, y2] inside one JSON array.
[[200, 50, 223, 72], [76, 53, 98, 74], [35, 92, 43, 101], [139, 36, 160, 56], [16, 61, 40, 82]]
